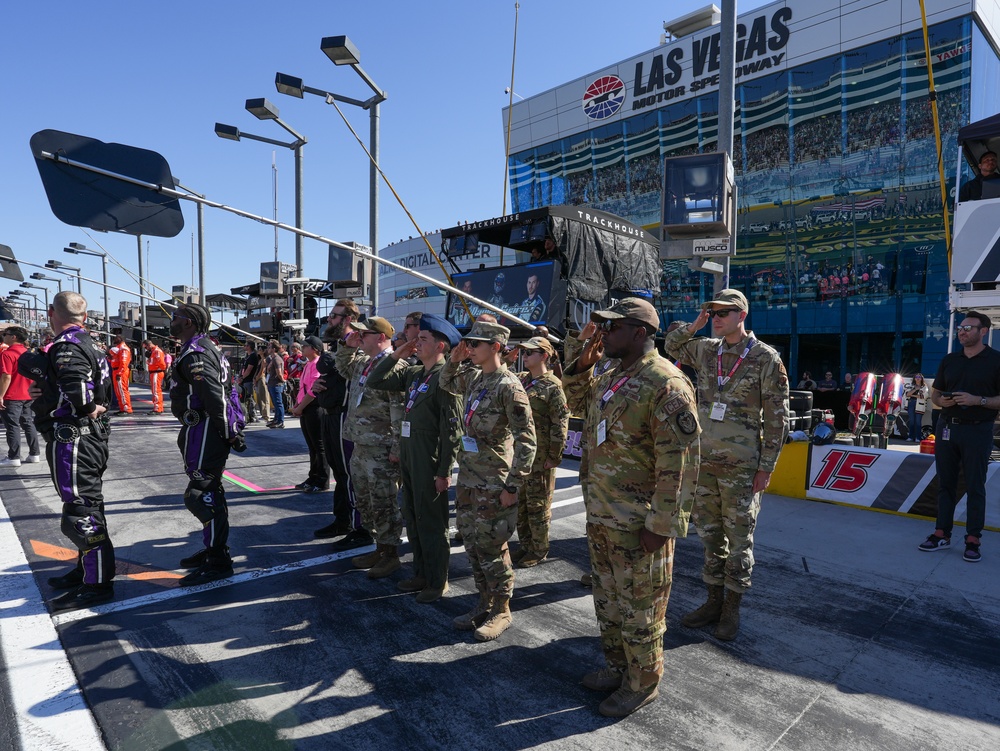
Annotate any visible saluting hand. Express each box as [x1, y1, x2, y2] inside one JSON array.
[[393, 339, 418, 361], [690, 308, 711, 333], [451, 340, 470, 363], [577, 330, 604, 371]]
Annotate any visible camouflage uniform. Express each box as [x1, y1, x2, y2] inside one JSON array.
[[664, 327, 788, 593], [335, 345, 404, 546], [439, 360, 536, 600], [564, 350, 700, 692], [515, 370, 569, 558]]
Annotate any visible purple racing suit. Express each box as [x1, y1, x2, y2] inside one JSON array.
[[169, 336, 245, 559], [33, 325, 115, 586]]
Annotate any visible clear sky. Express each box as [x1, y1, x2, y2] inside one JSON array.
[[0, 0, 770, 316]]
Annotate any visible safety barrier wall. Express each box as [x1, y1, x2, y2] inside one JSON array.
[[769, 441, 1000, 533]]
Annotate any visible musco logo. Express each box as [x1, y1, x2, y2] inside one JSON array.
[[582, 75, 626, 120]]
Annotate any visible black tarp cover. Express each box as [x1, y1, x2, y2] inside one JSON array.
[[441, 205, 659, 306]]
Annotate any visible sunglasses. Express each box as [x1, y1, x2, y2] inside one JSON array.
[[708, 308, 741, 319], [465, 340, 489, 349], [956, 324, 982, 332], [171, 313, 191, 321]]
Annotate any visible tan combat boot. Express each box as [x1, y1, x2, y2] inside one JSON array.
[[453, 592, 490, 631], [473, 596, 513, 642], [367, 545, 401, 579], [351, 544, 382, 570], [682, 584, 725, 628], [714, 590, 743, 641]]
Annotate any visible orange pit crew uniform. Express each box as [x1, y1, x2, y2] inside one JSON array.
[[147, 343, 167, 413], [109, 343, 132, 414]]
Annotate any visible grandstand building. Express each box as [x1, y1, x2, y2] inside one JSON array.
[[502, 0, 1000, 377]]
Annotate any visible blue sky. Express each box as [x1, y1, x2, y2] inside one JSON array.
[[0, 0, 769, 315]]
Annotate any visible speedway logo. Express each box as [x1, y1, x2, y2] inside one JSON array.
[[582, 75, 626, 120]]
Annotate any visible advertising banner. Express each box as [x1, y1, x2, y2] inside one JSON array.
[[805, 443, 1000, 524]]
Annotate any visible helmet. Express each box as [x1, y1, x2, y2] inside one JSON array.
[[811, 423, 836, 445], [494, 272, 505, 293]]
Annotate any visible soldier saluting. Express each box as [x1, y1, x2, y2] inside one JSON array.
[[439, 320, 536, 642], [665, 289, 788, 641]]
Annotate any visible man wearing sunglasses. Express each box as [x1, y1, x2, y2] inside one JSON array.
[[920, 311, 1000, 562], [563, 297, 700, 717], [665, 288, 789, 641]]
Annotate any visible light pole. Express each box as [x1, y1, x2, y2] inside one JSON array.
[[18, 282, 50, 311], [29, 273, 62, 293], [65, 243, 111, 340], [12, 290, 41, 332], [45, 260, 82, 293], [215, 98, 307, 319], [275, 34, 386, 311]]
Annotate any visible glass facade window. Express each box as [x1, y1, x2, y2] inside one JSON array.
[[506, 16, 996, 378]]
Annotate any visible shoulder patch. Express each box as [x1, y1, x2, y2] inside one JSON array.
[[676, 410, 698, 435]]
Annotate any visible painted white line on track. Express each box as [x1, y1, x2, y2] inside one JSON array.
[[0, 493, 107, 751], [52, 544, 378, 626], [53, 493, 587, 626]]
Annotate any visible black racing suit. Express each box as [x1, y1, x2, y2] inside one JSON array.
[[32, 325, 115, 586], [170, 335, 244, 561]]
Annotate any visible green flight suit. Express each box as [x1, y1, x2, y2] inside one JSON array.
[[368, 356, 463, 588]]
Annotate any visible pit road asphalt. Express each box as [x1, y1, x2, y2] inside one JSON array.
[[0, 385, 998, 750]]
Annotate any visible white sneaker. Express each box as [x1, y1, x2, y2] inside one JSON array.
[[0, 457, 21, 467], [24, 454, 41, 463]]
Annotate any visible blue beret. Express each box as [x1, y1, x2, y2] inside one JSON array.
[[419, 313, 462, 348]]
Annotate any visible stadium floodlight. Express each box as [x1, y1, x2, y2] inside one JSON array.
[[275, 34, 386, 311]]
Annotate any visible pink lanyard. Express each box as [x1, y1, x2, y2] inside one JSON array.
[[716, 338, 756, 392], [599, 375, 630, 412]]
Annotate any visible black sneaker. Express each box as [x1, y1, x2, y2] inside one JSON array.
[[179, 561, 234, 587], [294, 481, 310, 490], [314, 521, 352, 539], [918, 534, 951, 552], [304, 484, 328, 494], [50, 584, 114, 613], [179, 548, 210, 569], [964, 540, 982, 563], [47, 567, 84, 590], [332, 529, 374, 551]]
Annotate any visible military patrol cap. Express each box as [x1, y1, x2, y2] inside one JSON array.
[[419, 313, 462, 347], [518, 336, 555, 357], [701, 288, 748, 312], [591, 297, 660, 330], [464, 320, 510, 346], [350, 316, 394, 337]]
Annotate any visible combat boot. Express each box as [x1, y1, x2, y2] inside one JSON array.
[[453, 592, 490, 631], [473, 596, 513, 642], [367, 545, 400, 579], [351, 544, 383, 570], [598, 684, 660, 718], [682, 584, 725, 628], [714, 590, 743, 641]]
